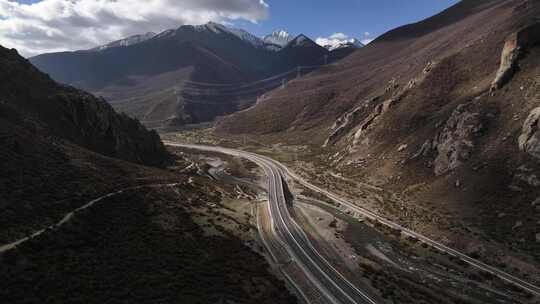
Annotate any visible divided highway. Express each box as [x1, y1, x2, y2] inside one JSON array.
[[167, 142, 540, 301], [167, 142, 378, 304]]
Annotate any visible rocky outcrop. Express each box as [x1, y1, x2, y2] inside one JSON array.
[[352, 98, 397, 147], [518, 107, 540, 160], [491, 33, 522, 90], [491, 22, 540, 90], [324, 105, 364, 147], [52, 90, 171, 167], [433, 104, 483, 176], [344, 62, 435, 149], [324, 96, 382, 147]]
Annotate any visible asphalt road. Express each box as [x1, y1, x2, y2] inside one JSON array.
[[167, 142, 540, 301], [168, 142, 380, 304]]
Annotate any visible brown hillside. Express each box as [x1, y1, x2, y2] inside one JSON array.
[[217, 0, 540, 270]]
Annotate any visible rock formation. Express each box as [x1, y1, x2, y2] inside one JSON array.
[[0, 46, 171, 167], [491, 22, 540, 90], [519, 106, 540, 160], [433, 104, 483, 176]]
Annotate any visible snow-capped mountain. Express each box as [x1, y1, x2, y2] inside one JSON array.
[[228, 28, 266, 48], [193, 22, 230, 34], [316, 33, 365, 51], [324, 38, 364, 51], [32, 22, 360, 128], [192, 22, 272, 49], [192, 23, 295, 51], [263, 30, 293, 48], [91, 32, 157, 51]]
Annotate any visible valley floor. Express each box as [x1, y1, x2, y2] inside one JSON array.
[[162, 128, 540, 304]]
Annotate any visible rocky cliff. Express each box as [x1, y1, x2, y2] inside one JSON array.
[[0, 46, 171, 167]]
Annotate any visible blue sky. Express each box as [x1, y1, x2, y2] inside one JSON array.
[[1, 0, 459, 56], [235, 0, 459, 41]]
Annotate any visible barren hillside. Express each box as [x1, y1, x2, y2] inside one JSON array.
[[217, 0, 540, 266]]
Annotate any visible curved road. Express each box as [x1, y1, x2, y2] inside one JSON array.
[[167, 142, 540, 301], [168, 142, 378, 304]]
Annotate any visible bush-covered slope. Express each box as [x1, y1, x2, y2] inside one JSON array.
[[1, 46, 171, 167]]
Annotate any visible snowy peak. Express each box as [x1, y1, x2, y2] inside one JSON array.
[[316, 34, 364, 51], [92, 32, 156, 51], [324, 38, 364, 51], [263, 30, 293, 47], [228, 28, 266, 48], [193, 22, 230, 34], [189, 22, 266, 48]]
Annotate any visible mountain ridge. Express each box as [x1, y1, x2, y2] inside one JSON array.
[[30, 22, 357, 129], [1, 45, 171, 166], [90, 32, 157, 52]]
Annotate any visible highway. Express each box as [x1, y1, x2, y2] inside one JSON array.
[[167, 142, 378, 304], [167, 142, 540, 301]]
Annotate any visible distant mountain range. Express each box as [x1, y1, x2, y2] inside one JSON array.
[[30, 23, 363, 128], [88, 26, 357, 53]]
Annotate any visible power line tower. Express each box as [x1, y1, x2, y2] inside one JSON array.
[[281, 78, 287, 89], [297, 66, 301, 79]]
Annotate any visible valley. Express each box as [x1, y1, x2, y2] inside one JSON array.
[[161, 128, 540, 303], [2, 0, 540, 303]]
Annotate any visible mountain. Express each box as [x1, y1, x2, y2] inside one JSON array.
[[323, 38, 364, 51], [0, 43, 171, 245], [217, 0, 540, 273], [263, 30, 293, 48], [30, 24, 349, 129], [1, 46, 170, 166], [229, 28, 266, 48], [30, 23, 275, 127], [277, 34, 329, 68], [31, 23, 270, 90], [90, 32, 157, 52], [0, 43, 297, 304]]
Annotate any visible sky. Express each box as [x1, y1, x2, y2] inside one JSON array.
[[0, 0, 459, 57], [236, 0, 459, 45]]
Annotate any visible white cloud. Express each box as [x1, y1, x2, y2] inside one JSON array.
[[361, 39, 373, 45], [316, 32, 363, 50], [0, 0, 269, 57], [363, 32, 370, 37]]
